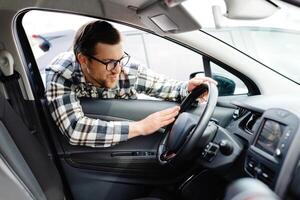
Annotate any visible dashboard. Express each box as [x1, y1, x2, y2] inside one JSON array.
[[225, 95, 300, 199]]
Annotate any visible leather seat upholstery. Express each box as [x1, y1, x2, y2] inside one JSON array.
[[0, 94, 64, 200]]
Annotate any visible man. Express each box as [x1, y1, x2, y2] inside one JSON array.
[[46, 20, 216, 148]]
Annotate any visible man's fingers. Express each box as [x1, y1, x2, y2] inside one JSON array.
[[195, 77, 218, 85], [199, 91, 208, 98], [191, 77, 218, 86], [158, 106, 180, 115], [188, 76, 218, 92], [161, 117, 176, 126], [160, 110, 179, 121], [153, 106, 179, 124], [190, 78, 203, 85]]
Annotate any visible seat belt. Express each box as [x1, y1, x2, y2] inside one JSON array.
[[0, 70, 36, 134], [0, 49, 36, 134]]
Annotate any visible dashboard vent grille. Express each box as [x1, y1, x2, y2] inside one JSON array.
[[233, 107, 248, 120], [244, 113, 261, 134]]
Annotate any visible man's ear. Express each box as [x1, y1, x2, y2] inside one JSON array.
[[77, 53, 88, 67]]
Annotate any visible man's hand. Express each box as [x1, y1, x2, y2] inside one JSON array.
[[129, 106, 180, 138], [187, 77, 217, 103]]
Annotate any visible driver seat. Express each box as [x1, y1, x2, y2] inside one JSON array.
[[0, 94, 65, 199]]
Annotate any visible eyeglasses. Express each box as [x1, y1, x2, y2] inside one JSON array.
[[87, 52, 130, 71]]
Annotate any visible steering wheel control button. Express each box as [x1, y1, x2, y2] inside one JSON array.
[[248, 162, 254, 168], [219, 140, 234, 156], [275, 148, 281, 157], [201, 142, 219, 162], [284, 128, 292, 139], [245, 156, 258, 176], [262, 172, 269, 179]]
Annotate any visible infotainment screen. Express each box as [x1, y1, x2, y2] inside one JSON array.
[[255, 119, 284, 155]]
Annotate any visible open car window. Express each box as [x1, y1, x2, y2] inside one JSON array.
[[23, 11, 204, 82], [22, 10, 248, 97]]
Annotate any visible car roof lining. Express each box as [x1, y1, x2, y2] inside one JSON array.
[[2, 0, 200, 35]]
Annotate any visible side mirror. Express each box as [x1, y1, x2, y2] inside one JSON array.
[[39, 41, 50, 52], [32, 34, 51, 52], [190, 72, 236, 96]]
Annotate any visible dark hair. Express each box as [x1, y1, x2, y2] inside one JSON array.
[[73, 20, 121, 58]]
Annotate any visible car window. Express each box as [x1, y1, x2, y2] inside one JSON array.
[[210, 62, 248, 95], [22, 10, 249, 98], [132, 33, 205, 81], [22, 11, 204, 82]]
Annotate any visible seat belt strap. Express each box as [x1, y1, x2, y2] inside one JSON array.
[[0, 70, 35, 134]]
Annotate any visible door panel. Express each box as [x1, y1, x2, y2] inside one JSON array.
[[68, 99, 178, 176], [41, 90, 243, 199], [60, 159, 171, 200], [44, 99, 185, 179], [41, 98, 186, 200], [80, 98, 235, 127], [39, 92, 244, 200], [63, 131, 167, 177], [80, 98, 178, 121]]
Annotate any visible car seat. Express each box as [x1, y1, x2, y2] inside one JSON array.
[[0, 94, 65, 199]]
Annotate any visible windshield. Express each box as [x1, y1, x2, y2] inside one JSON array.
[[183, 0, 300, 84]]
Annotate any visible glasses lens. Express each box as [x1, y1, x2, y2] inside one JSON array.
[[106, 62, 116, 71], [120, 55, 130, 66], [106, 55, 130, 71]]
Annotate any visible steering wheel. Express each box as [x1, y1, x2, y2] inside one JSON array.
[[157, 82, 218, 165]]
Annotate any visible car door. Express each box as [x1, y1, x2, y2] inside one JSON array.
[[17, 10, 258, 200]]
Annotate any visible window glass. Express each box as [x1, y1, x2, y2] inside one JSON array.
[[22, 10, 204, 84], [22, 10, 248, 98], [142, 34, 203, 81], [211, 62, 248, 95]]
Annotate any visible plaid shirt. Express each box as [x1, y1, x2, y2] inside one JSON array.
[[46, 52, 189, 147]]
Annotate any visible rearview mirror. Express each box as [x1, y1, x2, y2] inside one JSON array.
[[190, 72, 236, 96], [224, 0, 280, 20], [212, 0, 280, 28]]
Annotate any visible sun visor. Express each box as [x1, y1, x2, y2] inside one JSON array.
[[137, 1, 201, 35]]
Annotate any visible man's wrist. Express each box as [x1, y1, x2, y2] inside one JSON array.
[[128, 121, 144, 139]]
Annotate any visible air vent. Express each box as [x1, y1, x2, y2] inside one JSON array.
[[233, 107, 248, 120], [245, 113, 261, 134]]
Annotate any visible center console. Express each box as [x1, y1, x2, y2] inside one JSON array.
[[245, 108, 298, 188]]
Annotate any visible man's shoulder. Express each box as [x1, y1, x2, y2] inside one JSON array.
[[46, 52, 79, 80], [123, 59, 143, 75]]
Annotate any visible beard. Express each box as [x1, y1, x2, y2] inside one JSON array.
[[103, 77, 119, 88], [83, 66, 120, 89]]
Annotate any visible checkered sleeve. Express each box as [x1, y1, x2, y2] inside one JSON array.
[[45, 64, 129, 148], [134, 66, 189, 102]]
